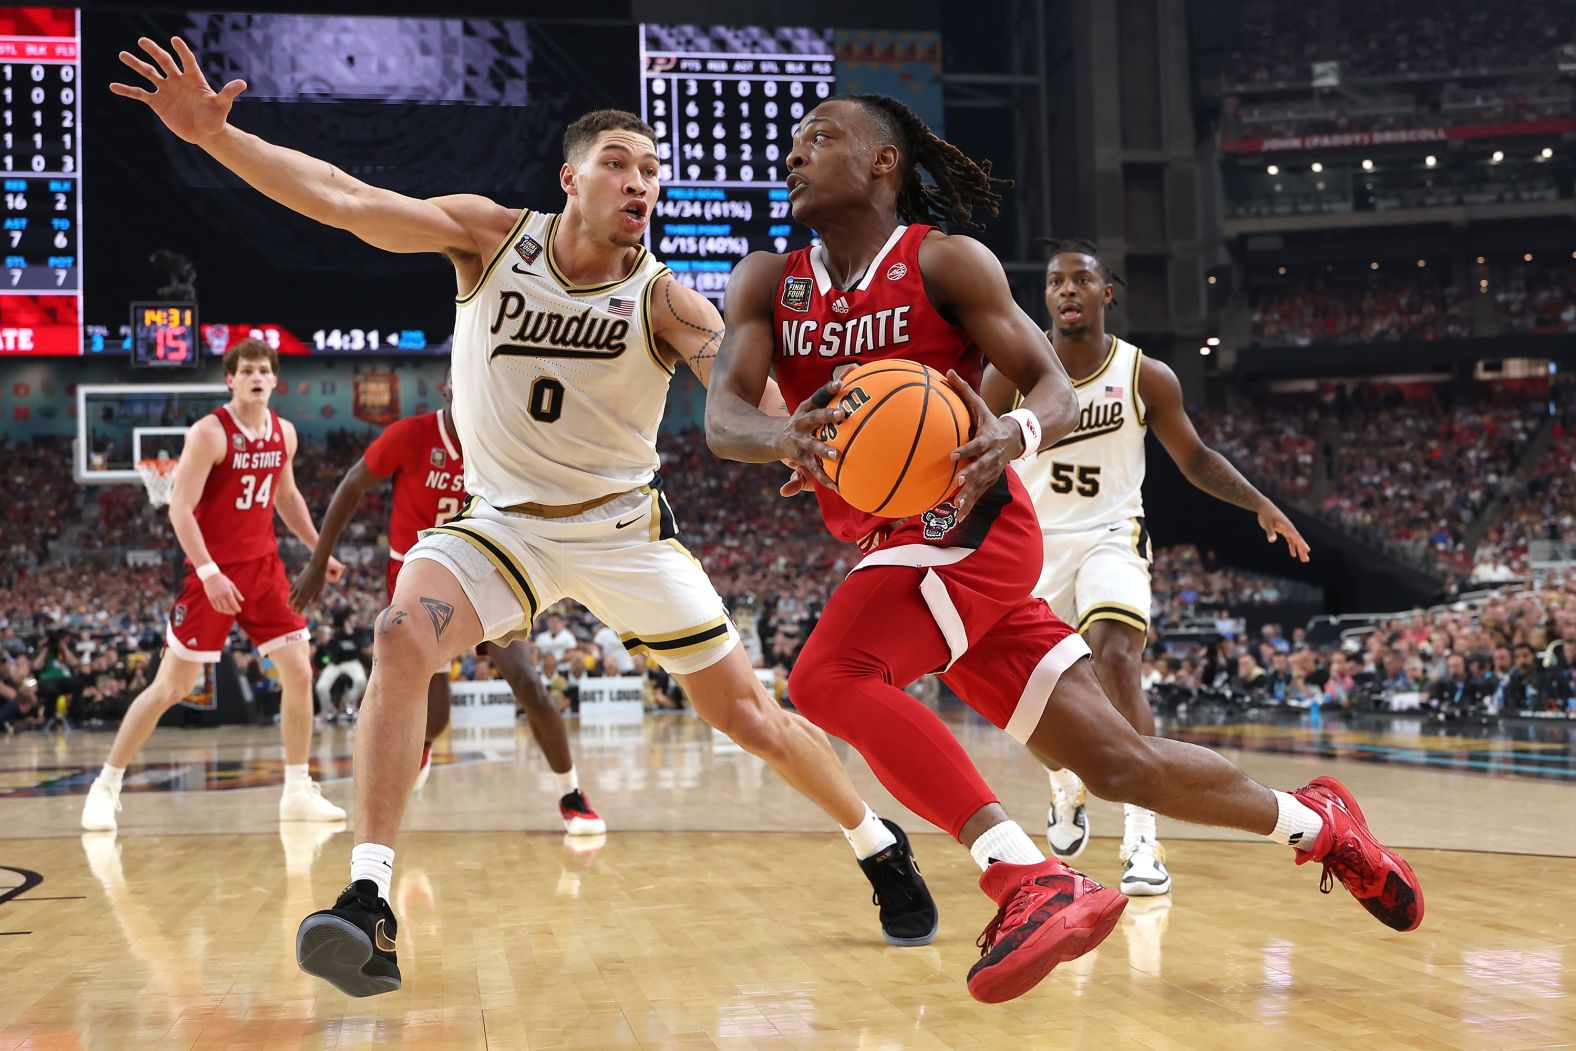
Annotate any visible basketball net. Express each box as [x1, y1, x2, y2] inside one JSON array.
[[135, 457, 179, 507]]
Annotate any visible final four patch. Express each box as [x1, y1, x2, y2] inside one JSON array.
[[430, 448, 446, 468], [780, 276, 813, 313], [515, 234, 543, 265]]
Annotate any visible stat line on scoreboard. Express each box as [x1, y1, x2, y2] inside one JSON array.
[[662, 181, 798, 190], [642, 70, 833, 83], [641, 50, 832, 64], [0, 171, 79, 178]]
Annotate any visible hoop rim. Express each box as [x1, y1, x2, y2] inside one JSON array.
[[135, 457, 180, 475]]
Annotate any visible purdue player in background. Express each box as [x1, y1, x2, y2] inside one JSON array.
[[111, 37, 935, 998], [80, 339, 348, 832], [288, 375, 605, 834], [982, 239, 1311, 896]]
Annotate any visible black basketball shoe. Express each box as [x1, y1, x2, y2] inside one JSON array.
[[296, 880, 402, 997], [857, 818, 940, 946]]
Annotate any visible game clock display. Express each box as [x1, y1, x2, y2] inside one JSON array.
[[131, 301, 198, 367]]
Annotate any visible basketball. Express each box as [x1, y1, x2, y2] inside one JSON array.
[[818, 359, 972, 518]]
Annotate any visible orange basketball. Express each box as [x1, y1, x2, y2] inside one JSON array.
[[818, 359, 972, 518]]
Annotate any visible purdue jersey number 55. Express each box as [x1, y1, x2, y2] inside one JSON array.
[[452, 210, 673, 508]]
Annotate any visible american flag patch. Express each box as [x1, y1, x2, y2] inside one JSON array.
[[608, 297, 635, 317], [1105, 385, 1124, 399]]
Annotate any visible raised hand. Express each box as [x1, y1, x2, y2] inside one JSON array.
[[109, 36, 246, 144]]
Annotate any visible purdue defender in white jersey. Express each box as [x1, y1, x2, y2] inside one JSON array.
[[984, 240, 1310, 898], [112, 38, 936, 1000]]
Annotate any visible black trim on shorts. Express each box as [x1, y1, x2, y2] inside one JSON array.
[[648, 472, 687, 546], [621, 620, 731, 654], [427, 522, 540, 623], [954, 471, 1012, 550], [1135, 516, 1152, 562]]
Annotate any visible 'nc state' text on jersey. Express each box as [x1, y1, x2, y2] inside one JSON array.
[[231, 450, 283, 470], [425, 470, 464, 493], [779, 306, 911, 358], [489, 291, 628, 359]]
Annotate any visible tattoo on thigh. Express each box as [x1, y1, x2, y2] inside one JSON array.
[[376, 608, 406, 637], [420, 597, 454, 641]]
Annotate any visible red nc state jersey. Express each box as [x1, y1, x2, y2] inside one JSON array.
[[772, 224, 985, 542], [194, 406, 288, 567], [362, 409, 467, 557]]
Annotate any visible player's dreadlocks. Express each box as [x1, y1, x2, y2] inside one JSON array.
[[1037, 235, 1126, 302], [835, 93, 1012, 231]]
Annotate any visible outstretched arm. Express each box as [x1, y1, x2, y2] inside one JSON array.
[[110, 36, 514, 263], [1141, 357, 1310, 562]]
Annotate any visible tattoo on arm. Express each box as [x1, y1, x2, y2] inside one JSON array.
[[1191, 449, 1268, 512], [419, 597, 454, 641], [376, 608, 406, 637], [664, 283, 723, 369]]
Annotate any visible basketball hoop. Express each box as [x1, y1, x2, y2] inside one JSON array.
[[135, 457, 179, 507]]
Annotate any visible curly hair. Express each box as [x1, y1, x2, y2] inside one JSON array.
[[831, 93, 1012, 231], [1038, 236, 1125, 292]]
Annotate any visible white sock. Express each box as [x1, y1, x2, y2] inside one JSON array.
[[284, 763, 310, 786], [1047, 767, 1082, 797], [350, 842, 396, 901], [1266, 790, 1324, 851], [842, 804, 898, 860], [1123, 804, 1157, 845], [554, 767, 578, 797], [99, 764, 125, 789], [969, 820, 1046, 871]]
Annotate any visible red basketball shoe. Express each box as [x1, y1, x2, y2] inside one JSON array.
[[966, 858, 1127, 1003], [1291, 775, 1424, 932], [559, 789, 607, 836]]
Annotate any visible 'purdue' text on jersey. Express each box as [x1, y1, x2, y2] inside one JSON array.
[[1019, 335, 1148, 532], [451, 210, 671, 507]]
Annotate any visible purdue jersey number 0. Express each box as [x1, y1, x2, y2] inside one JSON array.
[[452, 210, 674, 508], [402, 209, 741, 676]]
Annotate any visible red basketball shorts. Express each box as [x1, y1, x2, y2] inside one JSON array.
[[165, 552, 308, 662], [817, 469, 1091, 743]]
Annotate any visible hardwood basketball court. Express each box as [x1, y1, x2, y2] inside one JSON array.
[[2, 711, 1572, 1049]]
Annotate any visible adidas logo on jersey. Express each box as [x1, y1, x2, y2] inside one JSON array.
[[831, 296, 850, 315]]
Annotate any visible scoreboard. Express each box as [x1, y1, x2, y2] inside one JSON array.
[[0, 6, 78, 355], [640, 25, 831, 302]]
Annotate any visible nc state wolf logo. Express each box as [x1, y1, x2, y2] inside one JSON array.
[[921, 501, 960, 541]]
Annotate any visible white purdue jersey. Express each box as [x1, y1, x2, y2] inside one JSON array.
[[451, 210, 674, 507], [1020, 334, 1148, 532]]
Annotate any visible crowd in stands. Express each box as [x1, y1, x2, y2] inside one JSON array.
[[1148, 575, 1576, 718], [1473, 399, 1576, 579], [1249, 274, 1470, 346], [1224, 0, 1567, 89], [4, 373, 1575, 733], [1198, 381, 1550, 573], [1248, 262, 1576, 348]]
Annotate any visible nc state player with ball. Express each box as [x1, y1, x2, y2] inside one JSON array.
[[289, 374, 604, 834], [82, 340, 348, 832], [707, 94, 1423, 1003]]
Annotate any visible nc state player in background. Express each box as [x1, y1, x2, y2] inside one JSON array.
[[289, 375, 605, 834], [82, 339, 348, 832], [707, 94, 1422, 1003]]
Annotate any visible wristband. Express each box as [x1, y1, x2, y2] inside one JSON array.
[[195, 562, 221, 582], [1002, 408, 1042, 462]]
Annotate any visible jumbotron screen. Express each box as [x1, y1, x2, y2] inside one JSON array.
[[0, 8, 940, 356]]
